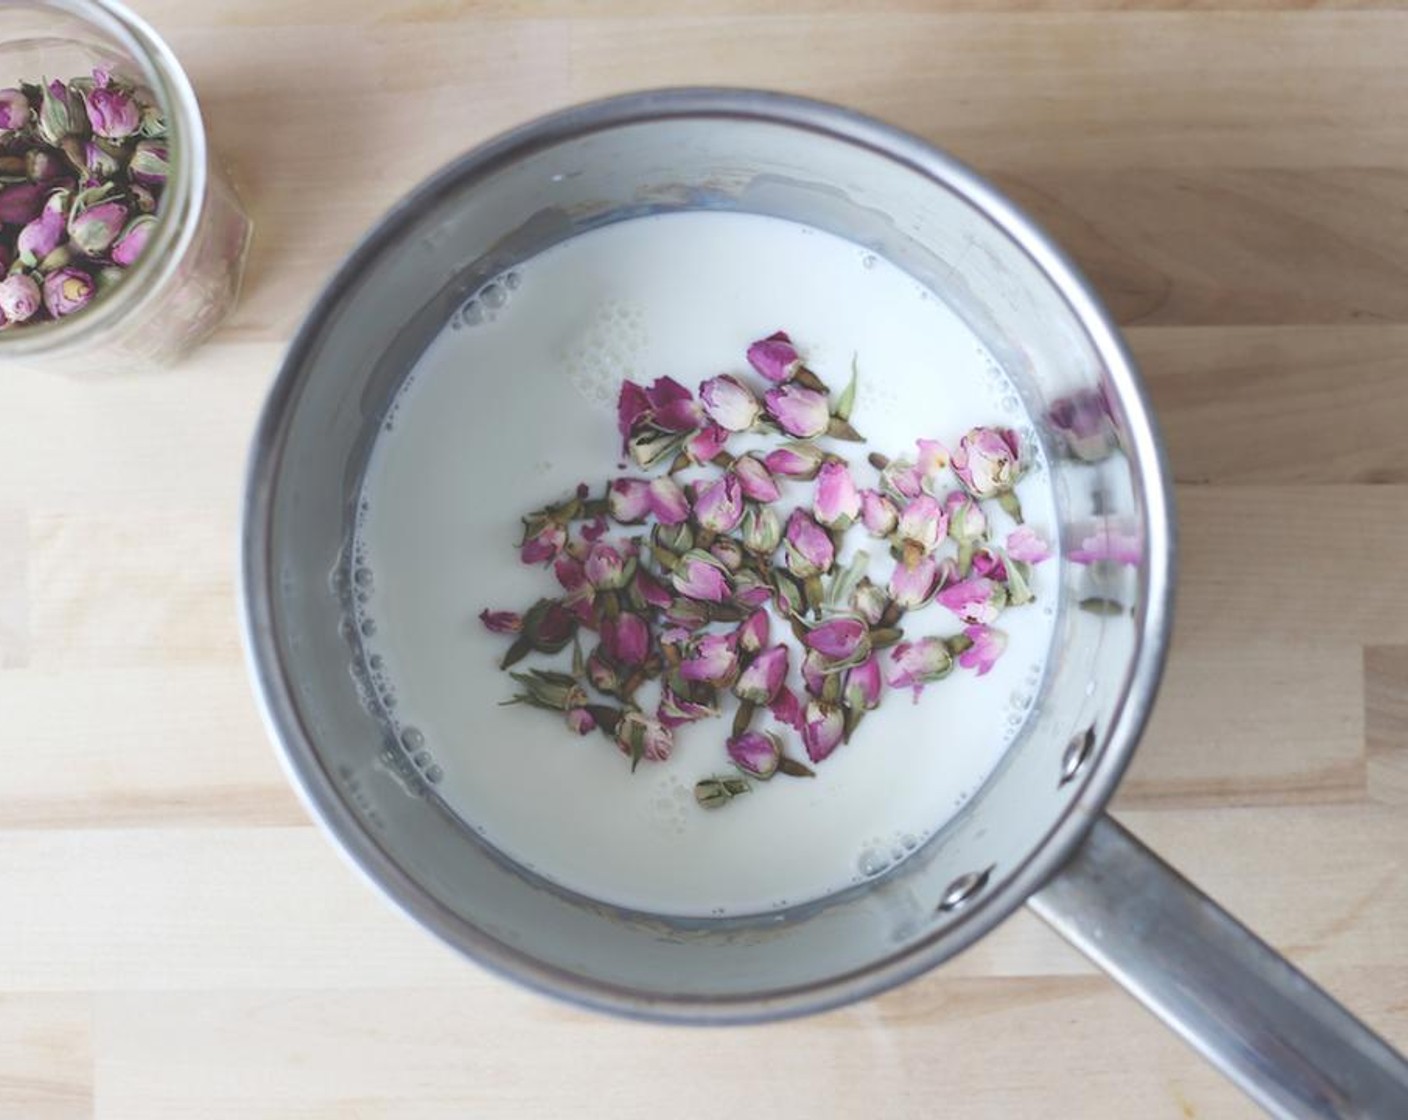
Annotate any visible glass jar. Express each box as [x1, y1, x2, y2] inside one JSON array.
[[0, 0, 251, 371]]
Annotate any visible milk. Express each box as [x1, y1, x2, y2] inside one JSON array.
[[353, 211, 1058, 918]]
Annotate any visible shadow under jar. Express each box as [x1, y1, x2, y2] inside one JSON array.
[[0, 0, 250, 371]]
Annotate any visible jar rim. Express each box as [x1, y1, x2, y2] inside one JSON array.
[[0, 0, 208, 358]]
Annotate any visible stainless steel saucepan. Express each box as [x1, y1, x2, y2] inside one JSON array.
[[240, 89, 1408, 1117]]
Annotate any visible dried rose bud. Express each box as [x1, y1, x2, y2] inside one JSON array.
[[679, 632, 739, 687], [519, 520, 566, 565], [699, 373, 761, 431], [41, 266, 95, 318], [607, 478, 651, 523], [83, 72, 141, 140], [648, 476, 690, 525], [553, 553, 588, 596], [732, 570, 773, 609], [1048, 387, 1118, 463], [37, 79, 87, 145], [658, 683, 717, 729], [0, 273, 43, 325], [845, 655, 884, 711], [897, 495, 947, 554], [83, 139, 123, 180], [746, 330, 801, 383], [671, 550, 732, 603], [586, 648, 619, 694], [859, 490, 898, 537], [764, 441, 824, 480], [888, 638, 954, 699], [506, 668, 586, 713], [1006, 525, 1052, 564], [128, 182, 157, 214], [813, 460, 861, 529], [728, 730, 783, 779], [107, 213, 153, 268], [664, 596, 710, 630], [732, 454, 780, 503], [783, 509, 834, 578], [0, 182, 48, 225], [945, 491, 988, 545], [851, 578, 888, 627], [935, 576, 1008, 625], [695, 775, 751, 809], [68, 197, 129, 256], [710, 536, 744, 572], [916, 438, 948, 483], [477, 609, 522, 634], [736, 608, 770, 655], [951, 426, 1023, 499], [600, 611, 650, 666], [764, 382, 830, 439], [615, 710, 673, 767], [971, 548, 1008, 583], [802, 700, 845, 763], [889, 554, 940, 609], [0, 87, 31, 132], [770, 684, 805, 731], [565, 707, 597, 736], [803, 616, 871, 663], [740, 504, 782, 555], [772, 570, 804, 618], [630, 568, 674, 611], [27, 147, 68, 182], [129, 138, 170, 186], [880, 458, 923, 501], [958, 625, 1007, 677], [627, 427, 682, 470], [683, 423, 729, 465], [734, 644, 789, 704], [584, 541, 633, 590], [16, 192, 68, 264], [691, 473, 744, 534], [522, 598, 576, 652]]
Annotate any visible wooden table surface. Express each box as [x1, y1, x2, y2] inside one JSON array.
[[4, 2, 1408, 1117]]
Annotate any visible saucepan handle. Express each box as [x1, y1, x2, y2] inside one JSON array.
[[1029, 814, 1408, 1119]]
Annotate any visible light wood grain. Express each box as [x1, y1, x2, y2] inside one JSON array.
[[2, 2, 1406, 1118]]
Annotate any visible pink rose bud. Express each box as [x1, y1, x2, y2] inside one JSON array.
[[1070, 524, 1142, 567], [632, 568, 673, 611], [889, 554, 940, 609], [728, 730, 783, 779], [803, 616, 870, 663], [37, 79, 86, 145], [617, 380, 650, 447], [128, 138, 170, 186], [851, 579, 888, 626], [764, 382, 830, 439], [565, 707, 597, 736], [607, 478, 651, 523], [770, 685, 805, 732], [802, 700, 845, 763], [584, 542, 631, 589], [734, 644, 789, 704], [732, 570, 774, 609], [935, 576, 1008, 625], [736, 608, 770, 655], [684, 423, 729, 465], [0, 88, 31, 132], [615, 711, 673, 765], [692, 473, 744, 534], [783, 508, 835, 578], [951, 426, 1023, 499], [945, 491, 987, 544], [732, 454, 780, 503], [648, 476, 690, 526], [601, 612, 650, 666], [671, 550, 732, 602], [657, 684, 718, 730], [699, 373, 761, 431], [764, 441, 825, 480], [860, 490, 899, 537], [746, 329, 801, 383], [68, 198, 129, 256], [42, 266, 95, 318], [740, 504, 782, 555], [553, 554, 588, 596], [586, 648, 619, 694], [897, 495, 947, 554], [881, 459, 923, 501], [845, 654, 883, 711], [645, 375, 702, 432], [0, 182, 48, 225], [519, 520, 566, 565], [888, 638, 955, 699], [679, 632, 738, 686], [958, 625, 1007, 677], [1005, 525, 1051, 564], [477, 609, 522, 634], [0, 274, 43, 324], [813, 460, 861, 529], [83, 73, 141, 140], [110, 214, 155, 268], [1047, 387, 1118, 463], [710, 537, 744, 571], [801, 649, 828, 698], [16, 196, 68, 264], [916, 438, 948, 481], [970, 548, 1008, 582], [83, 138, 122, 179]]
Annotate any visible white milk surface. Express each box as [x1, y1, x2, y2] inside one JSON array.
[[353, 211, 1058, 917]]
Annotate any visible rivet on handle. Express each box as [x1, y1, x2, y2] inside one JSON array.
[[938, 865, 994, 913], [1060, 725, 1097, 787]]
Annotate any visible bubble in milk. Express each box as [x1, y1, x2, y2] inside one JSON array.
[[400, 727, 425, 751], [359, 618, 377, 637], [504, 270, 522, 291], [462, 298, 484, 326], [860, 253, 877, 270], [480, 281, 507, 310], [354, 566, 374, 589]]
